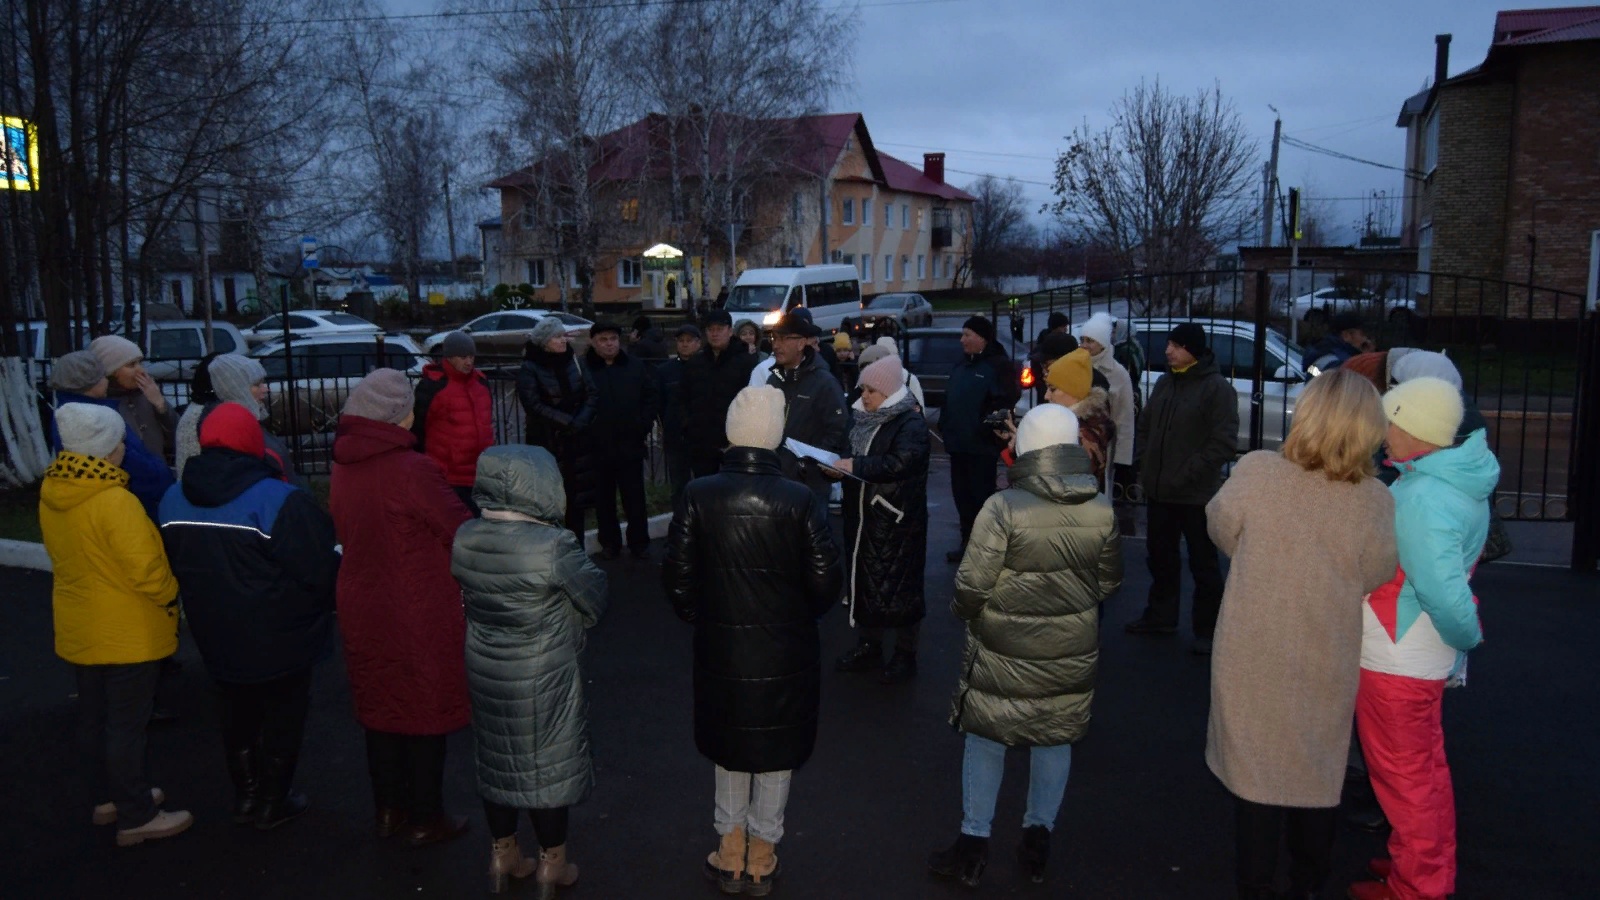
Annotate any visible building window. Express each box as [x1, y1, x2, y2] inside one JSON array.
[[170, 280, 185, 308], [792, 193, 803, 224], [1423, 110, 1439, 174], [862, 254, 873, 283], [519, 204, 537, 230], [901, 255, 910, 281], [862, 199, 872, 227], [842, 198, 855, 225], [831, 249, 842, 263], [901, 204, 910, 229], [885, 202, 894, 229], [618, 197, 640, 223], [885, 254, 894, 281], [823, 198, 832, 226], [842, 253, 855, 266], [917, 255, 926, 279], [917, 207, 926, 231], [618, 257, 643, 288], [1417, 221, 1432, 293], [527, 259, 546, 287], [944, 254, 953, 279]]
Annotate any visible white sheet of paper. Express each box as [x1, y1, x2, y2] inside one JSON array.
[[784, 437, 840, 467]]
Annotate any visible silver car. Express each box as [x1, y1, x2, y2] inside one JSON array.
[[1132, 317, 1308, 451]]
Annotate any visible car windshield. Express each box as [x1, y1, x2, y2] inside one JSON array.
[[725, 284, 788, 312], [867, 295, 908, 310], [323, 313, 374, 327]]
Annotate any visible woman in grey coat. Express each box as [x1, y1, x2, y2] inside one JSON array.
[[452, 445, 608, 897]]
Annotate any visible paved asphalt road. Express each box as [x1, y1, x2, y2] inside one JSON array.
[[1, 455, 1596, 899]]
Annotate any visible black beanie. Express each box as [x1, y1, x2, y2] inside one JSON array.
[[1046, 311, 1070, 330], [963, 315, 996, 343], [1169, 322, 1208, 355], [1038, 331, 1078, 361], [632, 315, 653, 332]]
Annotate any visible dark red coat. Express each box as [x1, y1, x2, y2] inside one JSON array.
[[330, 415, 474, 735], [413, 362, 494, 488]]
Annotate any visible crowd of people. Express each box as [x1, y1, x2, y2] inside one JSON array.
[[37, 306, 1496, 899]]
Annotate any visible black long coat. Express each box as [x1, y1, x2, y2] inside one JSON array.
[[584, 347, 659, 464], [515, 345, 599, 502], [679, 345, 758, 469], [842, 405, 930, 629], [662, 448, 843, 773]]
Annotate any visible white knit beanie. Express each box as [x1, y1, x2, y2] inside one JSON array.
[[55, 403, 125, 458], [89, 335, 143, 374], [1015, 404, 1080, 455], [724, 386, 786, 451], [1383, 376, 1463, 447], [1079, 312, 1114, 350], [1390, 350, 1463, 391], [874, 335, 899, 354]]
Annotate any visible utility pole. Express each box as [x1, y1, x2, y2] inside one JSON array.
[[1261, 112, 1281, 247], [442, 161, 458, 280], [194, 191, 214, 352], [818, 178, 830, 263]]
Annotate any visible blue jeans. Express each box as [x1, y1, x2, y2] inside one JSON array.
[[960, 733, 1073, 838]]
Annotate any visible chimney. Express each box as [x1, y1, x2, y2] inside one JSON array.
[[923, 152, 945, 185], [1434, 34, 1451, 87]]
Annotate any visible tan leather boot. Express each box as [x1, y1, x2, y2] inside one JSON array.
[[703, 826, 746, 894], [535, 844, 578, 899], [745, 835, 780, 896], [488, 836, 536, 893]]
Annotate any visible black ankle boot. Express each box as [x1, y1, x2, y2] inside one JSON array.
[[254, 754, 310, 830], [879, 650, 917, 684], [835, 641, 883, 673], [226, 746, 261, 825], [1017, 825, 1050, 883], [928, 834, 988, 888]]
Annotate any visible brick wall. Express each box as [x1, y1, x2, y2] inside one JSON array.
[[1426, 79, 1514, 316]]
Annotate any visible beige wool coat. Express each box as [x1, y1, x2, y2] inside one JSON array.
[[1204, 451, 1398, 807]]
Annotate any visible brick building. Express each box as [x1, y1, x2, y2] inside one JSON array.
[[486, 113, 975, 311], [1396, 7, 1600, 319]]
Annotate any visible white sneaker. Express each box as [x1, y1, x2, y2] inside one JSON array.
[[92, 787, 166, 826], [116, 809, 193, 847]]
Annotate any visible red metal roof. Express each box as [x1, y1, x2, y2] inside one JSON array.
[[1493, 6, 1600, 45], [877, 151, 976, 202]]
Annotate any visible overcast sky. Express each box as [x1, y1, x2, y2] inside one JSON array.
[[386, 0, 1584, 242]]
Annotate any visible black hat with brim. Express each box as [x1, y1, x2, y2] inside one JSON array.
[[589, 320, 623, 338], [772, 312, 821, 338]]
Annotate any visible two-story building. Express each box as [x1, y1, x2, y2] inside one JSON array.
[[1397, 7, 1600, 318], [484, 112, 975, 310]]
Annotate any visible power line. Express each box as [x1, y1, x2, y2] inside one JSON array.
[[1282, 134, 1425, 180]]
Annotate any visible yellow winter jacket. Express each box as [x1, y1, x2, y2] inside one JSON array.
[[39, 452, 179, 665]]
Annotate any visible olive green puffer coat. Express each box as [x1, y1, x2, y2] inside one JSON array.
[[452, 445, 608, 809], [949, 443, 1123, 746]]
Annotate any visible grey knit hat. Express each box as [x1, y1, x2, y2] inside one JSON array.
[[439, 331, 475, 358], [342, 368, 414, 425], [207, 354, 268, 419], [89, 334, 143, 374], [50, 350, 107, 393], [528, 317, 568, 347], [55, 403, 125, 458]]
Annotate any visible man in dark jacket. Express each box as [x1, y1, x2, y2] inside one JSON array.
[[413, 330, 494, 512], [662, 385, 843, 896], [659, 323, 702, 505], [1126, 323, 1238, 654], [681, 309, 759, 478], [629, 315, 669, 362], [766, 310, 850, 506], [1301, 311, 1373, 374], [585, 320, 660, 559], [157, 403, 340, 830], [941, 315, 1021, 562]]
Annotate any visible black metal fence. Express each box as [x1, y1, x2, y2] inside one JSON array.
[[992, 267, 1591, 537]]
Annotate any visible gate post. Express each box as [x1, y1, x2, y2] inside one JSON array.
[[1248, 268, 1270, 451], [1572, 313, 1600, 573]]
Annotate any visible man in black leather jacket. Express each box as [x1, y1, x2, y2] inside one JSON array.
[[681, 310, 759, 478], [765, 311, 849, 506], [662, 385, 843, 896]]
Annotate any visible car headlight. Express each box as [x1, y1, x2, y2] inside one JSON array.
[[762, 311, 781, 325]]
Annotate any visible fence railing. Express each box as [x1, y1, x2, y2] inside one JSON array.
[[993, 267, 1590, 527]]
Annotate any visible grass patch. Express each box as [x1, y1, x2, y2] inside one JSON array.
[[1439, 345, 1579, 400], [0, 482, 43, 543]]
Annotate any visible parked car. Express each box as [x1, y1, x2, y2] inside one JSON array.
[[141, 320, 249, 382], [420, 309, 594, 360], [1286, 287, 1419, 327], [1131, 317, 1307, 451], [848, 293, 935, 337], [240, 310, 384, 346], [250, 333, 427, 436], [899, 327, 1032, 415]]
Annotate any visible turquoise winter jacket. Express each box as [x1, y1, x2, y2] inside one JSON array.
[[1384, 428, 1498, 651]]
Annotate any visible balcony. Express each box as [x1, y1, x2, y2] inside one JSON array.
[[931, 208, 953, 249]]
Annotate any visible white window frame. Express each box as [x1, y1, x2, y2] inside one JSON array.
[[901, 255, 910, 281], [862, 254, 873, 283], [862, 198, 872, 227], [917, 254, 926, 279], [901, 204, 910, 229], [842, 198, 855, 225], [618, 257, 643, 288], [885, 254, 895, 282], [823, 198, 832, 226], [885, 202, 894, 229], [527, 259, 547, 287]]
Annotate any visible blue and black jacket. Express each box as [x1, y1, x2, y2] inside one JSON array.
[[158, 449, 340, 685], [50, 393, 174, 520]]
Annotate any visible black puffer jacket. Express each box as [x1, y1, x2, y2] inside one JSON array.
[[1136, 351, 1238, 505], [843, 400, 930, 629], [585, 347, 659, 463], [661, 447, 843, 773], [680, 344, 759, 467], [768, 350, 850, 500], [516, 344, 599, 499]]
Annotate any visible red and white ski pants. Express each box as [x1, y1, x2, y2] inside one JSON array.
[[1355, 668, 1456, 900]]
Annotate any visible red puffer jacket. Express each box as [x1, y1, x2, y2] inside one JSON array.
[[413, 362, 494, 488], [330, 415, 474, 735]]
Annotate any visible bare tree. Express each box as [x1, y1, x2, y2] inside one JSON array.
[[1049, 80, 1258, 281], [965, 175, 1035, 284]]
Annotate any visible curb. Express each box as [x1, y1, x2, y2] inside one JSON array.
[[0, 539, 51, 573], [0, 515, 678, 574]]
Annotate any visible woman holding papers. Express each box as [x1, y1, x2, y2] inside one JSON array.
[[828, 355, 930, 684]]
